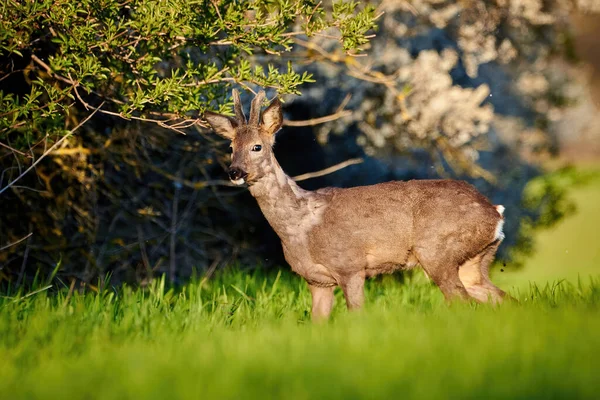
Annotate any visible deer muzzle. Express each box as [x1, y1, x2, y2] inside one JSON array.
[[228, 167, 248, 185]]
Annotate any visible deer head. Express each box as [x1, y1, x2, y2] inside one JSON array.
[[204, 90, 283, 185]]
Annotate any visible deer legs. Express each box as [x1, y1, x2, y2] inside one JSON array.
[[418, 256, 471, 301], [308, 271, 366, 320], [459, 241, 507, 303], [417, 241, 509, 303], [425, 267, 471, 301], [307, 243, 508, 320], [308, 284, 335, 321], [341, 272, 366, 310], [415, 246, 472, 301]]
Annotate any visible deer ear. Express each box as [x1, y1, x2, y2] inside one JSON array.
[[261, 98, 283, 137], [204, 111, 238, 140]]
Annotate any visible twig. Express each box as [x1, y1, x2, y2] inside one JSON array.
[[62, 278, 77, 307], [169, 174, 180, 283], [11, 285, 52, 302], [293, 37, 411, 121], [8, 186, 49, 194], [136, 225, 153, 282], [293, 37, 333, 59], [15, 234, 32, 288], [147, 164, 238, 188], [0, 68, 25, 83], [0, 141, 30, 157], [283, 94, 353, 127], [292, 158, 363, 182], [150, 156, 363, 186], [0, 105, 102, 196], [31, 55, 73, 86], [434, 136, 496, 183], [199, 254, 222, 288], [0, 232, 33, 251], [33, 55, 195, 132], [336, 93, 352, 113], [284, 110, 352, 127]]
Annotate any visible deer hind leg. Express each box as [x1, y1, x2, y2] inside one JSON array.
[[459, 241, 507, 303], [308, 283, 335, 321], [416, 250, 470, 301]]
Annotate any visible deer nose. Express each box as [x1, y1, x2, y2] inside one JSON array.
[[228, 167, 247, 181]]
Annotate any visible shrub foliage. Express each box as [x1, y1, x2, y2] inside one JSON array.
[[0, 0, 375, 284]]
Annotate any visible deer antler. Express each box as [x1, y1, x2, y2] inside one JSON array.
[[249, 90, 265, 126], [232, 89, 246, 124]]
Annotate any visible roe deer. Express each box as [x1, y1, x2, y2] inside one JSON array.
[[205, 90, 508, 320]]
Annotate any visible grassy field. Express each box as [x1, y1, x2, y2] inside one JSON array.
[[1, 170, 599, 400]]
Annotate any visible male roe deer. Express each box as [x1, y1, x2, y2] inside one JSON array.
[[205, 90, 508, 320]]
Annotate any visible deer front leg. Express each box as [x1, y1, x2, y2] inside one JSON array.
[[341, 272, 366, 310], [308, 284, 335, 321]]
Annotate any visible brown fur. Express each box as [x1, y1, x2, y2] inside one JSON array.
[[205, 91, 508, 320]]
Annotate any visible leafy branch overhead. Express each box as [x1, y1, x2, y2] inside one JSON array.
[[0, 0, 376, 143]]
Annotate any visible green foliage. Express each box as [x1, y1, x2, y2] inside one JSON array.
[[0, 0, 376, 144], [0, 269, 599, 399], [522, 167, 582, 229], [332, 1, 377, 51], [504, 166, 600, 266], [0, 0, 376, 283]]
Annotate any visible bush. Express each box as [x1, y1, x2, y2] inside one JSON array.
[[0, 0, 375, 284]]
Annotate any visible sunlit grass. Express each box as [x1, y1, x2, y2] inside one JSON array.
[[2, 167, 600, 399], [1, 270, 599, 399]]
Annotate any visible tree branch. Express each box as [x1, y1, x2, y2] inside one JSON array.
[[292, 158, 363, 182], [0, 105, 102, 196], [15, 233, 32, 288], [284, 93, 352, 127], [0, 141, 30, 157], [0, 232, 33, 252], [284, 110, 352, 127]]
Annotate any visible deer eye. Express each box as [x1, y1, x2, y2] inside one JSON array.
[[252, 144, 262, 152]]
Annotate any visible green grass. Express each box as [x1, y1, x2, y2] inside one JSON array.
[[2, 168, 600, 399], [1, 271, 599, 399]]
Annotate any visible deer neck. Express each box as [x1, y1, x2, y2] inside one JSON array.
[[248, 156, 327, 244]]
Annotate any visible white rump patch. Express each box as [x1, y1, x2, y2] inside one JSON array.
[[231, 178, 245, 186], [494, 218, 505, 241], [495, 205, 505, 216]]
